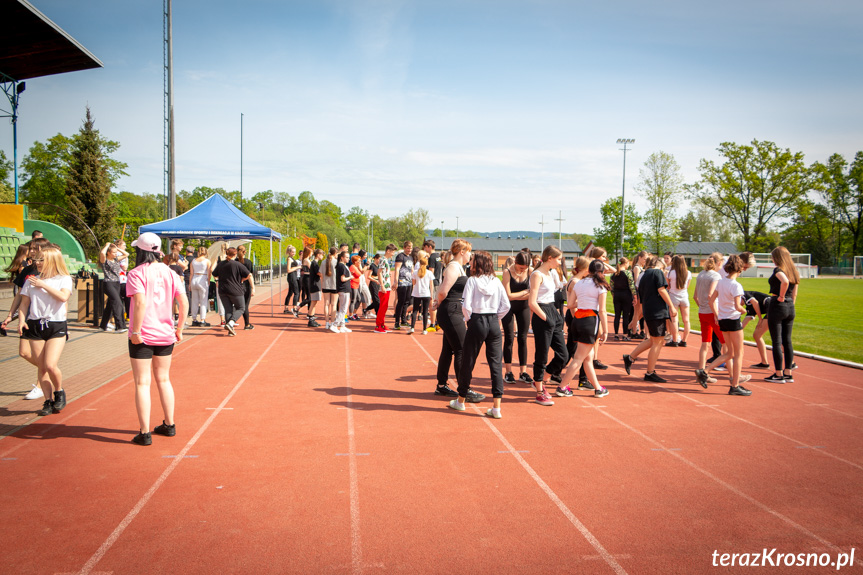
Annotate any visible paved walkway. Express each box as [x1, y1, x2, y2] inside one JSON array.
[[0, 280, 285, 437]]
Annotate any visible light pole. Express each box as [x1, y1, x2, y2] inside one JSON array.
[[0, 78, 25, 204], [538, 215, 547, 250], [240, 113, 244, 197], [616, 138, 635, 262], [456, 217, 460, 239], [441, 220, 444, 248], [554, 210, 565, 250]]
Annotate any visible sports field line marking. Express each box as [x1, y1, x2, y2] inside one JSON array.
[[344, 336, 363, 575], [578, 399, 860, 565], [74, 323, 289, 575], [607, 365, 863, 473], [800, 371, 863, 391], [409, 336, 628, 575], [745, 385, 863, 420]]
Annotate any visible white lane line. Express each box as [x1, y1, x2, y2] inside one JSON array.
[[344, 336, 363, 575], [75, 325, 288, 575], [578, 398, 860, 564], [607, 365, 863, 472], [410, 336, 628, 575], [745, 385, 863, 420]]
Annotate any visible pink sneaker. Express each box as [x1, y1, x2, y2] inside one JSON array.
[[535, 390, 555, 406]]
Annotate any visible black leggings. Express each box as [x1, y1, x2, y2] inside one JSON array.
[[100, 281, 127, 330], [612, 290, 634, 335], [364, 283, 380, 314], [768, 299, 795, 371], [501, 302, 529, 367], [459, 314, 504, 398], [532, 303, 568, 381], [242, 289, 252, 326], [284, 276, 299, 307], [394, 285, 412, 326], [437, 301, 466, 387], [410, 297, 430, 330], [298, 276, 312, 310]]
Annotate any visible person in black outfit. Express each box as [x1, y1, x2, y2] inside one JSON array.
[[501, 251, 533, 384], [765, 247, 800, 383], [237, 245, 255, 329], [364, 253, 382, 317], [99, 242, 128, 333], [212, 246, 254, 336], [432, 240, 483, 401], [611, 257, 636, 339], [393, 241, 414, 329]]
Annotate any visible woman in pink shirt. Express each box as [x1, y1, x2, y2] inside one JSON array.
[[127, 232, 188, 446]]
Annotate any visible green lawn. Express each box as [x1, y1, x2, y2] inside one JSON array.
[[606, 278, 863, 364]]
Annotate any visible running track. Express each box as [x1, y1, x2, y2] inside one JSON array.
[[1, 289, 861, 574]]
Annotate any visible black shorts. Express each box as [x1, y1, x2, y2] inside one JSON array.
[[572, 314, 599, 345], [22, 319, 68, 341], [645, 318, 667, 338], [128, 340, 175, 359], [322, 288, 337, 294], [718, 318, 743, 332]]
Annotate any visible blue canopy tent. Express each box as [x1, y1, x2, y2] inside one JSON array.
[[139, 193, 283, 316]]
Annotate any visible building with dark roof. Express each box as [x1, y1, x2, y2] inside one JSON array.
[[429, 237, 582, 269]]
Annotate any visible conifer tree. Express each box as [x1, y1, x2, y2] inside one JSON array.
[[65, 107, 119, 245]]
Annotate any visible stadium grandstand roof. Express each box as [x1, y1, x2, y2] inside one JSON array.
[[1, 0, 103, 82], [673, 241, 738, 255], [438, 238, 582, 254]]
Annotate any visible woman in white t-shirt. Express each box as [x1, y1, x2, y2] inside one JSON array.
[[706, 255, 751, 396], [666, 255, 692, 347], [127, 232, 188, 446], [559, 260, 610, 398], [409, 252, 434, 334], [18, 247, 73, 417]]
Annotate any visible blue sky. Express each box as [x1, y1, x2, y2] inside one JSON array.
[[3, 0, 862, 233]]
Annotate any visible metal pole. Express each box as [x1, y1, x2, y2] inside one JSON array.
[[538, 215, 547, 250], [456, 217, 459, 239], [554, 210, 565, 250], [270, 235, 273, 317], [167, 0, 176, 218], [241, 113, 244, 197], [440, 220, 444, 248], [12, 101, 18, 204], [616, 138, 634, 262]]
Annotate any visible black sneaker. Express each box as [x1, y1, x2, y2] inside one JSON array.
[[729, 386, 752, 396], [52, 390, 66, 413], [465, 389, 486, 403], [790, 362, 798, 370], [764, 374, 785, 383], [202, 322, 211, 327], [549, 373, 562, 384], [695, 369, 709, 389], [37, 400, 54, 416], [578, 378, 594, 391], [0, 325, 8, 336], [244, 324, 255, 330], [292, 309, 299, 318], [153, 421, 176, 437], [644, 372, 667, 383], [434, 385, 459, 397], [594, 387, 609, 398], [504, 372, 517, 384], [555, 385, 573, 397], [132, 432, 153, 446], [783, 374, 794, 383], [519, 372, 534, 384], [225, 323, 236, 336], [666, 341, 679, 347], [593, 360, 608, 370], [308, 319, 320, 328], [678, 341, 687, 347], [751, 362, 771, 369], [192, 320, 201, 327], [623, 354, 633, 375]]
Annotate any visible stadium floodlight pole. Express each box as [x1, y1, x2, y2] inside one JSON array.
[[539, 215, 547, 250], [441, 220, 444, 248], [616, 138, 635, 262], [554, 210, 565, 250], [166, 0, 175, 218], [240, 113, 244, 197], [0, 76, 25, 204], [456, 217, 460, 239]]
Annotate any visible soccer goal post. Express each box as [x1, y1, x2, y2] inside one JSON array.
[[854, 255, 863, 279], [751, 253, 815, 278]]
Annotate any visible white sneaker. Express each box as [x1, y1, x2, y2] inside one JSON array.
[[407, 327, 414, 334], [421, 330, 427, 335], [326, 322, 332, 330], [340, 326, 351, 333], [24, 385, 44, 400], [329, 324, 340, 333]]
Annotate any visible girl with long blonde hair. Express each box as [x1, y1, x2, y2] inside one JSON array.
[[764, 246, 800, 383]]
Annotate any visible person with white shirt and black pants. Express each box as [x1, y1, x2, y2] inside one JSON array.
[[447, 251, 511, 418], [528, 245, 568, 406], [18, 247, 73, 416]]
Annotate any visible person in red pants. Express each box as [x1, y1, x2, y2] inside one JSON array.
[[374, 244, 397, 333]]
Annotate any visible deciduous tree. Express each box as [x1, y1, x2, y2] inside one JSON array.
[[592, 196, 644, 259], [636, 151, 684, 254]]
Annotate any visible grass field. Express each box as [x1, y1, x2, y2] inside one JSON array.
[[606, 278, 863, 365]]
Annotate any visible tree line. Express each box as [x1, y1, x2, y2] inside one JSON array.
[[591, 141, 862, 268], [3, 108, 860, 268]]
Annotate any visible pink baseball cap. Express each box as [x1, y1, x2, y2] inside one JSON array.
[[132, 232, 163, 255]]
